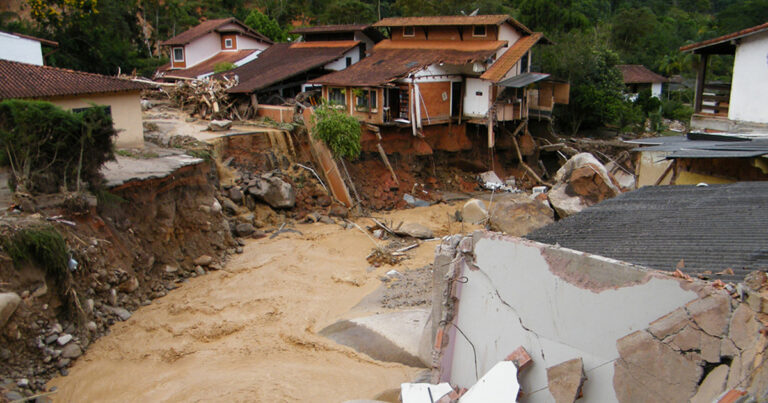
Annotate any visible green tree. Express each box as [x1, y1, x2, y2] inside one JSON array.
[[317, 0, 377, 24], [244, 8, 287, 42], [312, 103, 361, 160], [517, 0, 591, 34]]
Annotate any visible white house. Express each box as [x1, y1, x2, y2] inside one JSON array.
[[681, 21, 768, 133], [617, 64, 667, 100], [0, 31, 57, 66], [156, 18, 272, 80]]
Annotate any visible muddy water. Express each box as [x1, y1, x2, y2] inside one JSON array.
[[48, 204, 472, 402]]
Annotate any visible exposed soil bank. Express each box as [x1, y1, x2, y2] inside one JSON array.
[[47, 204, 471, 401]]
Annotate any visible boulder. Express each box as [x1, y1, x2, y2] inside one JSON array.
[[193, 255, 214, 266], [235, 222, 256, 237], [0, 292, 21, 329], [221, 197, 239, 215], [395, 223, 433, 239], [549, 153, 621, 218], [60, 343, 82, 359], [229, 187, 244, 204], [462, 199, 488, 224], [247, 176, 296, 209], [489, 194, 554, 236], [208, 119, 232, 131]]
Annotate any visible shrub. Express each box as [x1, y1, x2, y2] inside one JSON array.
[[213, 61, 236, 73], [311, 103, 361, 160], [0, 99, 117, 193], [661, 99, 694, 122]]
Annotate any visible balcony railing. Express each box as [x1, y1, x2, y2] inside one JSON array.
[[696, 83, 731, 117]]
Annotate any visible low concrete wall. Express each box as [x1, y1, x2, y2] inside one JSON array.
[[257, 105, 295, 123], [431, 232, 767, 402], [48, 91, 144, 149]]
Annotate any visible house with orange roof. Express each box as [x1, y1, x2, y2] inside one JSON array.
[[680, 21, 768, 134], [155, 18, 272, 80], [310, 15, 569, 155]]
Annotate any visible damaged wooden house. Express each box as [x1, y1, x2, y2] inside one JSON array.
[[310, 15, 570, 156], [219, 24, 382, 106], [155, 17, 273, 81]]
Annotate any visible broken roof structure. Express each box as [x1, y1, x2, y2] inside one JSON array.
[[526, 182, 768, 282]]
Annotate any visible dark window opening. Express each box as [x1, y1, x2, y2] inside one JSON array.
[[356, 90, 377, 111], [346, 57, 352, 67], [173, 47, 184, 62], [329, 88, 346, 106], [403, 26, 415, 37], [224, 38, 233, 48], [473, 25, 486, 37], [521, 52, 529, 73]]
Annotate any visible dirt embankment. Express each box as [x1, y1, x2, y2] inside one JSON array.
[[0, 161, 237, 397]]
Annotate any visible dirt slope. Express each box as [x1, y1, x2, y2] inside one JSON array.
[[48, 204, 472, 401]]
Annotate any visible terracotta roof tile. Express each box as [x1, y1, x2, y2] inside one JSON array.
[[680, 21, 768, 53], [161, 18, 272, 46], [157, 49, 258, 79], [617, 65, 668, 84], [0, 59, 152, 99], [480, 33, 542, 82], [289, 40, 360, 48], [373, 14, 532, 34], [290, 24, 370, 34], [311, 47, 498, 87], [224, 42, 359, 93]]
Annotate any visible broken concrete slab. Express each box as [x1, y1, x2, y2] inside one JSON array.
[[458, 361, 520, 402], [102, 154, 204, 188], [686, 293, 731, 337], [395, 223, 434, 239], [462, 199, 488, 224], [690, 365, 729, 403], [546, 358, 585, 403], [648, 307, 689, 339], [320, 309, 431, 368], [729, 304, 760, 350]]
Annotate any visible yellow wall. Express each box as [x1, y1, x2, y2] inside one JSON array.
[[47, 91, 144, 149]]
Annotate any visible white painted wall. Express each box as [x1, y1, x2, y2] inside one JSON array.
[[497, 23, 522, 59], [184, 33, 221, 67], [651, 82, 662, 98], [237, 36, 269, 51], [464, 78, 491, 117], [448, 235, 697, 402], [323, 47, 360, 71], [728, 31, 768, 123], [354, 31, 375, 55], [411, 64, 463, 83], [0, 32, 44, 65]]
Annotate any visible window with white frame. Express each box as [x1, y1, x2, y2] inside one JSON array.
[[173, 47, 184, 62], [329, 88, 346, 106], [224, 38, 233, 48]]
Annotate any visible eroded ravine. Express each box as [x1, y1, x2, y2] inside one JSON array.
[[46, 205, 463, 402]]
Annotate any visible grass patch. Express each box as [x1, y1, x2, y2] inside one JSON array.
[[2, 226, 69, 280]]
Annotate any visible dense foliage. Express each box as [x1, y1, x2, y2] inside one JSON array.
[[0, 100, 117, 193], [2, 226, 69, 281], [312, 103, 362, 160]]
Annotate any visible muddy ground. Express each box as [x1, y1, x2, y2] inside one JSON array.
[[46, 204, 481, 402]]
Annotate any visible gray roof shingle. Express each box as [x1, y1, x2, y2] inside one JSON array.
[[526, 183, 768, 282]]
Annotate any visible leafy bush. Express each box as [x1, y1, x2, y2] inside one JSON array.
[[311, 103, 361, 160], [661, 99, 694, 122], [2, 226, 69, 281], [634, 89, 662, 115], [614, 101, 645, 134], [0, 100, 117, 193], [213, 61, 236, 73]]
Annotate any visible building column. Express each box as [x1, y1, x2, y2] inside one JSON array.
[[694, 53, 709, 113]]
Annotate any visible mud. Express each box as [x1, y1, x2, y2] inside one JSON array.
[[46, 204, 474, 402]]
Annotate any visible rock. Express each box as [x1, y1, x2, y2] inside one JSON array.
[[56, 334, 73, 346], [229, 187, 244, 203], [221, 197, 239, 215], [690, 365, 729, 403], [211, 199, 222, 214], [164, 265, 178, 273], [56, 358, 71, 368], [394, 222, 433, 239], [195, 266, 205, 276], [209, 263, 222, 271], [729, 304, 760, 350], [317, 194, 332, 207], [104, 306, 132, 321], [208, 119, 232, 131], [194, 255, 213, 266], [686, 294, 731, 337], [235, 246, 243, 254], [235, 222, 256, 237], [0, 292, 21, 329], [743, 270, 767, 290], [85, 321, 97, 332], [329, 204, 348, 218], [247, 176, 295, 209], [462, 199, 488, 224], [478, 170, 504, 190], [614, 331, 702, 402], [51, 323, 63, 333], [45, 334, 58, 345], [669, 324, 700, 352], [85, 299, 94, 314], [548, 153, 621, 217], [117, 277, 139, 293], [4, 391, 23, 401], [60, 343, 82, 359], [546, 358, 586, 403], [402, 193, 430, 207], [31, 283, 47, 298], [489, 194, 554, 236]]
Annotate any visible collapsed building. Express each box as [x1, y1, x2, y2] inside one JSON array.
[[419, 183, 768, 402]]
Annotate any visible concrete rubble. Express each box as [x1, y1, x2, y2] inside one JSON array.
[[417, 231, 768, 402]]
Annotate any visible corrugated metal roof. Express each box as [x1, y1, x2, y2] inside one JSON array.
[[160, 18, 272, 46], [311, 47, 498, 87], [498, 72, 550, 87], [0, 59, 151, 99], [629, 134, 768, 159], [480, 33, 543, 82], [373, 14, 532, 34], [617, 64, 668, 84], [224, 42, 359, 93], [526, 183, 768, 282]]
